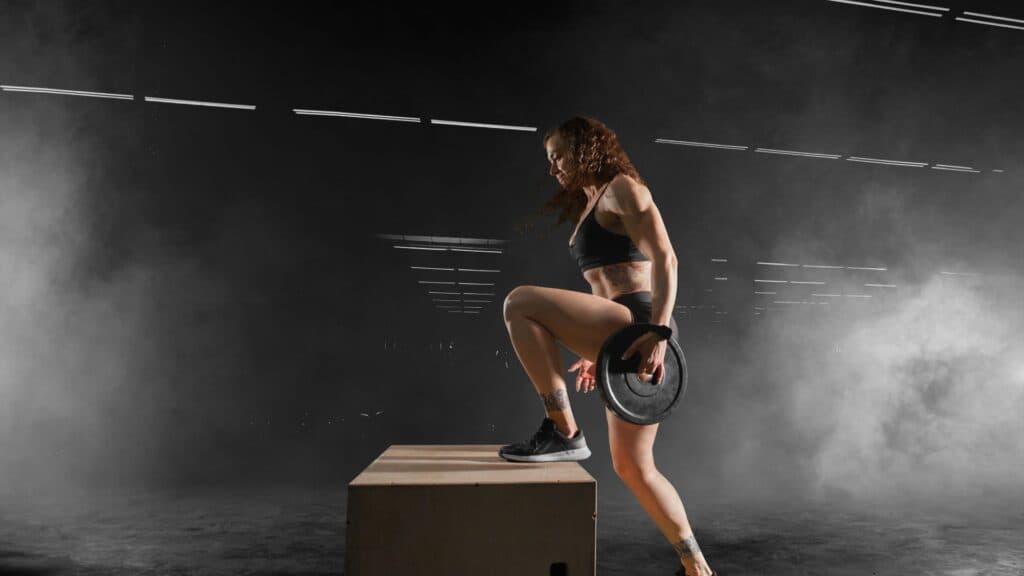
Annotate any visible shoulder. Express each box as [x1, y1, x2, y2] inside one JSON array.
[[604, 173, 652, 216]]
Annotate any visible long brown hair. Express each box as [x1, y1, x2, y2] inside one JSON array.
[[541, 116, 647, 229]]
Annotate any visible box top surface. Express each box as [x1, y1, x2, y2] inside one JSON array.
[[349, 444, 595, 486]]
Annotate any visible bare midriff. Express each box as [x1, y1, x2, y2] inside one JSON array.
[[583, 261, 652, 300]]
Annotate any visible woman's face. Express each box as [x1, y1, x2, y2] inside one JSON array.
[[545, 133, 573, 187]]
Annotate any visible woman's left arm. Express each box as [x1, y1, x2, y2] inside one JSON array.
[[610, 176, 678, 327]]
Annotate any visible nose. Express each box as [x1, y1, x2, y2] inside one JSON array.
[[549, 163, 559, 177]]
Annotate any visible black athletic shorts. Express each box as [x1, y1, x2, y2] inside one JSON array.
[[611, 291, 679, 339]]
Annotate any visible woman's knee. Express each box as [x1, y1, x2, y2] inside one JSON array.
[[503, 285, 537, 322], [611, 454, 656, 484]]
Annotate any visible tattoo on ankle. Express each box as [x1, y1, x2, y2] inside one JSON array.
[[541, 388, 569, 411], [672, 534, 702, 560]]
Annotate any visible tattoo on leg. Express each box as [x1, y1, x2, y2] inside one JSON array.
[[541, 388, 569, 411], [672, 534, 702, 561]]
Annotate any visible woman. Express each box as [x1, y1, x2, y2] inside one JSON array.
[[499, 117, 715, 576]]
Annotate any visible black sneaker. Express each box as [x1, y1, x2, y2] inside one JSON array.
[[498, 417, 591, 462]]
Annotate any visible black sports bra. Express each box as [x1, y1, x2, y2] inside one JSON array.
[[568, 180, 650, 272]]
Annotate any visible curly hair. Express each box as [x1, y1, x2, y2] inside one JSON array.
[[540, 116, 647, 229]]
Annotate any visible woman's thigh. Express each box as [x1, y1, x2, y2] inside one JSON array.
[[503, 285, 634, 363]]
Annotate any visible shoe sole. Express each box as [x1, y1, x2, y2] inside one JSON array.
[[498, 446, 592, 463]]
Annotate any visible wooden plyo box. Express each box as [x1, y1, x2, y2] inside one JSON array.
[[345, 444, 596, 575]]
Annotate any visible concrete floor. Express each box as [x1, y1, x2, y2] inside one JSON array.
[[0, 485, 1022, 575]]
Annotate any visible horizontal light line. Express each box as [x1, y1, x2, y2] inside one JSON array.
[[449, 310, 481, 314], [458, 282, 495, 286], [418, 281, 457, 285], [753, 306, 766, 310], [939, 271, 979, 276], [790, 281, 826, 285], [463, 306, 484, 309], [462, 292, 495, 296], [846, 294, 873, 298], [757, 261, 800, 267], [710, 258, 728, 263], [774, 301, 805, 305], [144, 96, 255, 110], [847, 266, 888, 271], [954, 17, 1024, 30], [803, 264, 845, 269], [825, 0, 944, 17], [933, 164, 973, 169], [654, 138, 748, 150], [451, 247, 503, 254], [812, 293, 843, 297], [457, 268, 500, 273], [932, 166, 981, 173], [993, 169, 1005, 173], [714, 277, 728, 281], [847, 156, 927, 167], [464, 300, 491, 304], [865, 283, 897, 288], [433, 298, 461, 302], [292, 108, 421, 122], [754, 291, 777, 295], [430, 119, 536, 132], [754, 279, 787, 283], [412, 266, 455, 271], [963, 11, 1024, 24], [394, 245, 448, 251], [436, 305, 460, 308], [1, 84, 134, 100], [875, 0, 948, 11], [428, 291, 461, 295], [754, 147, 842, 159]]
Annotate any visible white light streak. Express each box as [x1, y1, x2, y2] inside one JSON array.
[[451, 247, 503, 254], [955, 17, 1024, 30], [932, 165, 981, 173], [847, 266, 888, 271], [790, 281, 827, 285], [394, 245, 447, 251], [803, 264, 845, 269], [433, 298, 461, 302], [825, 0, 945, 17], [964, 10, 1024, 24], [464, 299, 492, 303], [846, 294, 873, 298], [865, 283, 897, 288], [459, 282, 495, 286], [457, 268, 500, 273], [412, 266, 455, 271], [714, 277, 729, 281], [757, 261, 800, 267], [430, 119, 536, 132], [811, 293, 842, 297], [846, 156, 927, 167], [993, 169, 1005, 173], [754, 291, 777, 295], [711, 258, 728, 263], [463, 306, 484, 310], [939, 271, 979, 277], [144, 96, 255, 110], [754, 147, 841, 159], [754, 279, 788, 283], [419, 281, 457, 285], [654, 138, 748, 150], [462, 292, 495, 296], [933, 164, 973, 169], [1, 84, 133, 100], [293, 108, 421, 123], [875, 0, 948, 10], [428, 291, 461, 295]]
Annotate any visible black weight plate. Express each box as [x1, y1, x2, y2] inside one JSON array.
[[596, 323, 687, 425]]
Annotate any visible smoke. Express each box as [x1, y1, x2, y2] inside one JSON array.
[[715, 177, 1024, 506]]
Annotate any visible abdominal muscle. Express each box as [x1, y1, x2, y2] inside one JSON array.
[[584, 261, 652, 300]]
